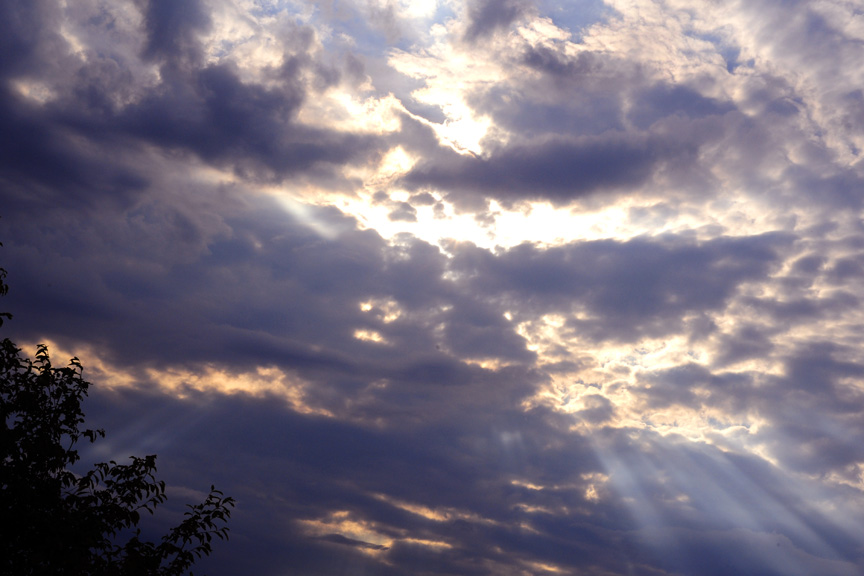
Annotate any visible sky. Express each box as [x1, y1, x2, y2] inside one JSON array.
[[3, 0, 864, 574]]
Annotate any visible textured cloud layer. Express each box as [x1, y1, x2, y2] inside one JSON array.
[[3, 1, 864, 575]]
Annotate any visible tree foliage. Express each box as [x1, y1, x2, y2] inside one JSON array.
[[0, 249, 234, 575]]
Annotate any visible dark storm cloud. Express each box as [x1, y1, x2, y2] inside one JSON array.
[[408, 191, 437, 206], [741, 290, 859, 326], [462, 42, 636, 140], [759, 344, 864, 475], [116, 63, 379, 177], [139, 0, 211, 63], [463, 0, 532, 41], [710, 323, 776, 367], [576, 393, 615, 424], [636, 363, 756, 415], [441, 297, 535, 362], [635, 342, 864, 481], [468, 83, 624, 139], [4, 201, 378, 363], [76, 384, 864, 576], [402, 24, 744, 209], [387, 201, 418, 222], [1, 190, 538, 410], [827, 253, 864, 284], [74, 383, 617, 575], [0, 210, 784, 389], [627, 84, 736, 131], [1, 165, 783, 429], [0, 88, 149, 209], [403, 132, 668, 205], [0, 0, 57, 76], [379, 193, 438, 223], [519, 44, 599, 78], [404, 74, 736, 207], [0, 2, 154, 207], [783, 166, 864, 212], [5, 1, 864, 575], [446, 233, 789, 342], [0, 0, 383, 197], [61, 54, 379, 182]]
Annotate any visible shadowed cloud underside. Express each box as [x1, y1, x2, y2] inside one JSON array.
[[3, 0, 864, 574]]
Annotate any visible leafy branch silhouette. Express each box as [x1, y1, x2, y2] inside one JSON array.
[[0, 243, 234, 576]]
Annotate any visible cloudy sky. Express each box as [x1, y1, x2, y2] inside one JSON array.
[[4, 0, 864, 574]]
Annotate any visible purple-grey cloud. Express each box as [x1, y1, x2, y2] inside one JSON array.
[[4, 1, 864, 575]]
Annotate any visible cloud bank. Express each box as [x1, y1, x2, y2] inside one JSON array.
[[3, 0, 864, 574]]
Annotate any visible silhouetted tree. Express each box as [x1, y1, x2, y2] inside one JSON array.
[[0, 246, 234, 575]]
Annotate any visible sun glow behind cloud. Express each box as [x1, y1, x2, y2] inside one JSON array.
[[218, 0, 864, 496], [14, 340, 334, 417], [192, 0, 812, 256], [6, 0, 864, 574]]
